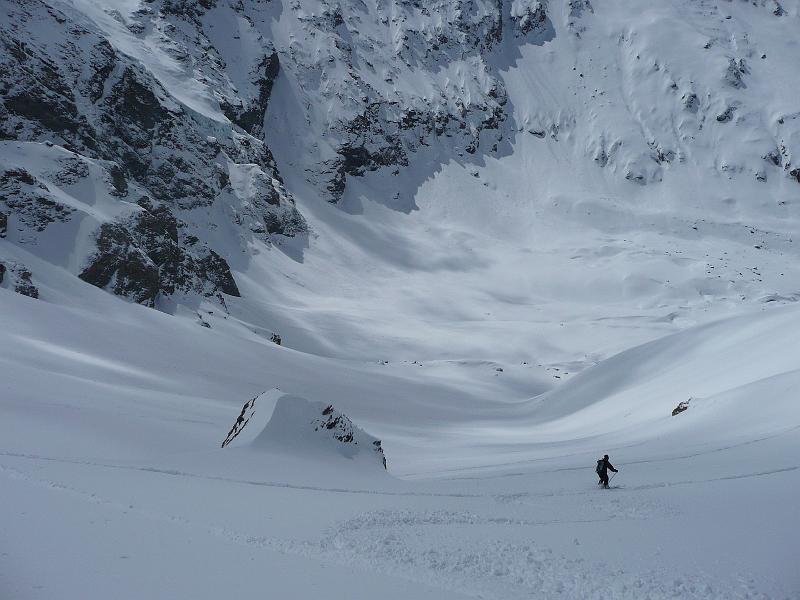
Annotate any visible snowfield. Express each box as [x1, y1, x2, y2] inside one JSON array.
[[2, 0, 800, 598], [1, 281, 798, 599]]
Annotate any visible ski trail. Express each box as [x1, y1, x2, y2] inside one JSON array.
[[0, 451, 481, 498], [1, 463, 777, 600], [1, 449, 796, 503], [2, 449, 796, 503], [407, 424, 800, 480], [624, 466, 799, 491]]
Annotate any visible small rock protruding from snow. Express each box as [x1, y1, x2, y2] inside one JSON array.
[[671, 398, 691, 416], [716, 106, 736, 123], [724, 58, 748, 89]]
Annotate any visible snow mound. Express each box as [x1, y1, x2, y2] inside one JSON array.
[[523, 304, 800, 448], [222, 389, 387, 470]]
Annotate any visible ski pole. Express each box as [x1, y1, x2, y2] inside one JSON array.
[[609, 471, 618, 484]]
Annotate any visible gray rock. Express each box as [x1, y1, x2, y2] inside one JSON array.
[[79, 201, 240, 306], [0, 261, 39, 299], [0, 168, 75, 234], [716, 106, 736, 123], [672, 399, 690, 416]]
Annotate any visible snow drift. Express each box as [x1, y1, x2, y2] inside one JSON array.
[[527, 304, 800, 436], [222, 388, 387, 470]]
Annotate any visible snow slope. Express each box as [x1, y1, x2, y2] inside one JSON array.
[[1, 274, 798, 599]]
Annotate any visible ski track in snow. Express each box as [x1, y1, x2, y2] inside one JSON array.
[[393, 423, 800, 479], [4, 299, 800, 599], [1, 459, 790, 600], [2, 446, 797, 500]]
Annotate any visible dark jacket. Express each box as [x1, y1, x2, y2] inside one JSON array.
[[597, 458, 617, 476]]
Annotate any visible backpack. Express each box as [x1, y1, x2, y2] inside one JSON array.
[[595, 459, 604, 476]]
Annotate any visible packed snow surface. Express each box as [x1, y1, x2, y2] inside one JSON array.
[[1, 284, 798, 599]]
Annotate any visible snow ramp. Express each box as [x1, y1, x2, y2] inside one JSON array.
[[222, 389, 388, 471], [523, 304, 800, 444]]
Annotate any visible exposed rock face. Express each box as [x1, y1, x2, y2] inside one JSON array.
[[0, 0, 304, 310], [220, 51, 281, 136], [79, 198, 240, 307], [311, 403, 387, 468], [14, 265, 38, 298], [281, 0, 544, 202], [510, 0, 550, 37], [79, 222, 161, 306], [222, 394, 259, 449], [0, 261, 39, 299], [1, 0, 799, 323], [0, 168, 74, 237]]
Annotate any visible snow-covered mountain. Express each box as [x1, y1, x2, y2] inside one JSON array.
[[2, 1, 799, 598], [2, 0, 799, 355]]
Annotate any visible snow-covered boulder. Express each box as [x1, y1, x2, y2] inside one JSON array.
[[222, 389, 387, 470]]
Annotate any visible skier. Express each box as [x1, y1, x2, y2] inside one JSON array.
[[595, 454, 618, 488]]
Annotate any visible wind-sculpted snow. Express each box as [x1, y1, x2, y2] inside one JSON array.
[[1, 285, 798, 599], [222, 389, 388, 468]]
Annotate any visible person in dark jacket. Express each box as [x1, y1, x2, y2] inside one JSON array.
[[596, 454, 618, 488]]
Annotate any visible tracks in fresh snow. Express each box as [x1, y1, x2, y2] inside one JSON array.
[[1, 460, 783, 600], [0, 451, 481, 498], [407, 424, 800, 480], [1, 449, 796, 501]]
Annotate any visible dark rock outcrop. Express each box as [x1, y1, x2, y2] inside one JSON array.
[[716, 106, 736, 123], [0, 261, 39, 299], [724, 58, 747, 89], [221, 52, 281, 136], [79, 200, 239, 307], [0, 168, 74, 234], [78, 222, 161, 306], [671, 399, 690, 416], [0, 0, 303, 310], [511, 0, 550, 37]]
